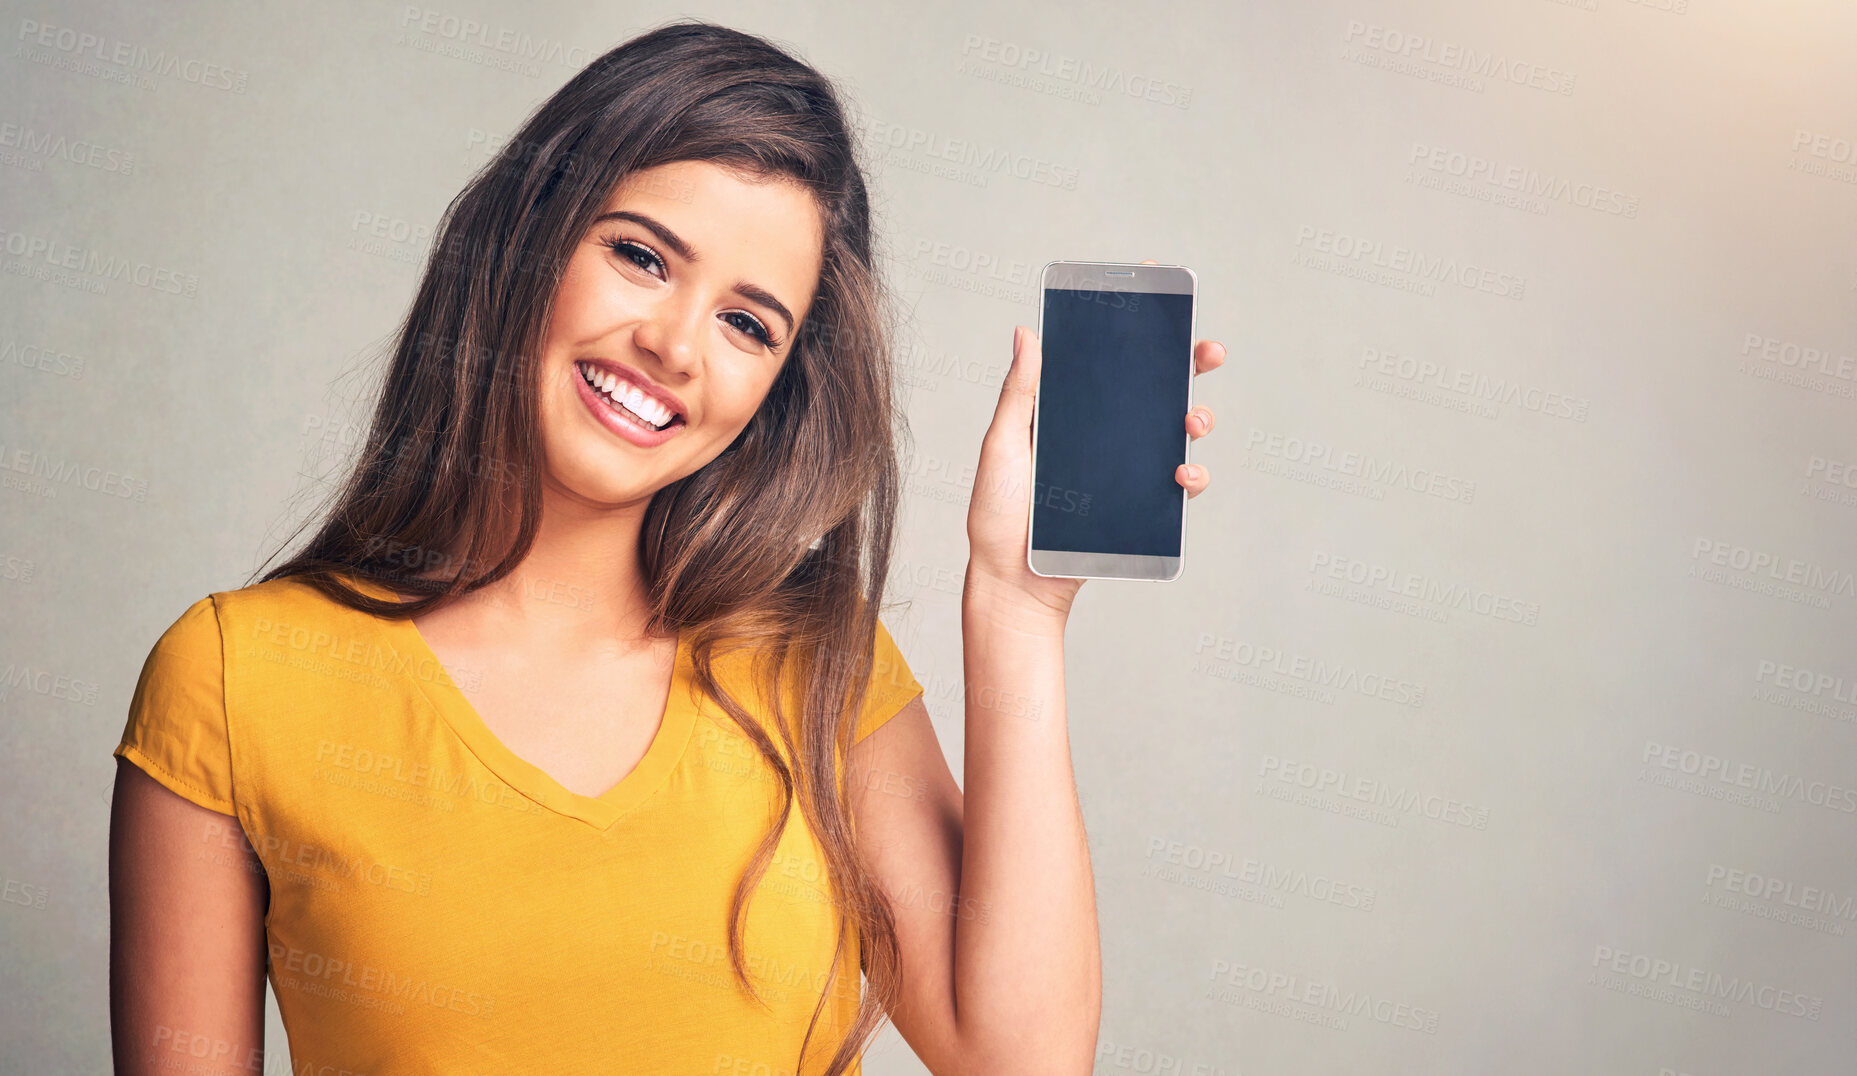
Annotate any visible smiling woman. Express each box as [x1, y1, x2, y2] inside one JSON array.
[[541, 162, 823, 465], [107, 17, 928, 1076], [107, 15, 1173, 1076]]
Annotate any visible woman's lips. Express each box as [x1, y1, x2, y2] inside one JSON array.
[[575, 358, 687, 421], [572, 363, 686, 447]]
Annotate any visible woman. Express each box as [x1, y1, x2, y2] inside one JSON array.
[[107, 19, 1223, 1075]]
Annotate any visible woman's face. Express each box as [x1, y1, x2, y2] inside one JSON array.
[[535, 159, 825, 508]]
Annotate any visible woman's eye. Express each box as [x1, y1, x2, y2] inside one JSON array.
[[601, 235, 779, 349], [605, 237, 663, 277], [723, 311, 775, 347]]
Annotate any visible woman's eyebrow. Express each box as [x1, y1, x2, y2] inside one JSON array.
[[592, 209, 796, 338], [731, 281, 795, 338], [595, 210, 695, 260]]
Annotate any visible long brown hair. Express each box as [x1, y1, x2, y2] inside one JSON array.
[[254, 19, 911, 1074]]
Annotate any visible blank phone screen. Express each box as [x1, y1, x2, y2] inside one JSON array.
[[1033, 286, 1193, 557]]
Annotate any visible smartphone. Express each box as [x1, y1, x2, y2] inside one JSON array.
[[1028, 260, 1197, 581]]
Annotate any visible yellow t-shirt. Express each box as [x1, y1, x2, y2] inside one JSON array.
[[113, 573, 925, 1075]]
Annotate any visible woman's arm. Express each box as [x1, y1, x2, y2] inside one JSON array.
[[951, 589, 1097, 1064], [846, 324, 1106, 1074], [849, 318, 1222, 1071], [110, 758, 270, 1075], [847, 589, 1097, 1074]]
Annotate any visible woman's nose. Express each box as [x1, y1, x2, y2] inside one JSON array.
[[632, 293, 704, 376]]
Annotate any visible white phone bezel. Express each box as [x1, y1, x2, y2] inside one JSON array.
[[1026, 259, 1197, 582]]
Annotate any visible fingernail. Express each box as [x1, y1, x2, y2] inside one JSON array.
[[1187, 465, 1203, 480]]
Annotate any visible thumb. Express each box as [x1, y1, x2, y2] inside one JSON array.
[[989, 325, 1040, 436]]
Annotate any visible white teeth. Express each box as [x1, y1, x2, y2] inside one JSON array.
[[578, 362, 677, 430]]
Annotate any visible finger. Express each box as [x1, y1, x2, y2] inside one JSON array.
[[1186, 406, 1215, 438], [1177, 462, 1210, 498], [990, 325, 1040, 435]]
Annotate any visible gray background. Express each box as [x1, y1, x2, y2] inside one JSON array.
[[4, 1, 1855, 1072]]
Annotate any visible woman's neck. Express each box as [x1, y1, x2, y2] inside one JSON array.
[[419, 486, 666, 653]]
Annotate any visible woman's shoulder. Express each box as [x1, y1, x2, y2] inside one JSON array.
[[181, 572, 424, 707], [139, 574, 383, 666], [718, 609, 922, 746], [203, 571, 387, 631], [121, 574, 396, 814]]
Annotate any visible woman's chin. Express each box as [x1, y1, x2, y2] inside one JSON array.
[[541, 456, 670, 508]]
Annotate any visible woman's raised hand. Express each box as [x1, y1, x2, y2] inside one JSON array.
[[965, 259, 1225, 625]]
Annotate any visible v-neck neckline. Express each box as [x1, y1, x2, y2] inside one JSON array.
[[345, 572, 700, 832]]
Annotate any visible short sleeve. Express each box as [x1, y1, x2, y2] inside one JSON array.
[[853, 619, 924, 745], [112, 596, 236, 816]]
